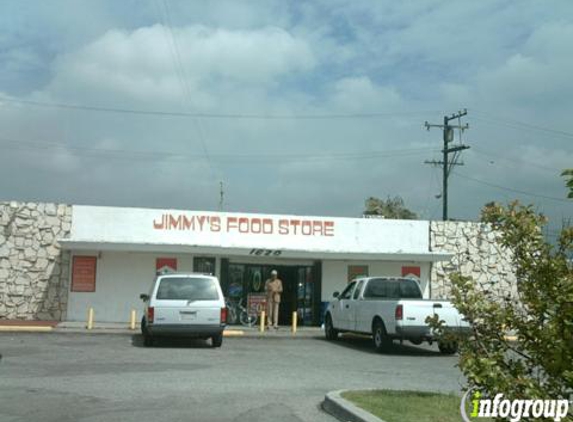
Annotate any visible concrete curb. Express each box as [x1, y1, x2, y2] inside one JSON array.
[[322, 390, 387, 422]]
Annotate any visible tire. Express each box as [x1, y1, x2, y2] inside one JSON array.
[[372, 319, 392, 352], [211, 334, 223, 348], [239, 310, 258, 327], [438, 341, 458, 355], [325, 314, 339, 341]]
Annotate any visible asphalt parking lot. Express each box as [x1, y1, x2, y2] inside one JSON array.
[[0, 332, 465, 422]]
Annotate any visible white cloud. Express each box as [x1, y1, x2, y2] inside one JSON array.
[[40, 24, 315, 107]]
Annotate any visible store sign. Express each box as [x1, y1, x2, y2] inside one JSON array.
[[71, 256, 97, 292], [153, 214, 335, 237], [69, 206, 430, 256], [247, 293, 267, 315]]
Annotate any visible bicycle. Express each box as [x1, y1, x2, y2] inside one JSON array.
[[225, 298, 259, 327]]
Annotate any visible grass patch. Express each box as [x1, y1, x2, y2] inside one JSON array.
[[342, 390, 494, 422]]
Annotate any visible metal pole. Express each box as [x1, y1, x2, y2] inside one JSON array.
[[291, 311, 298, 335], [260, 310, 266, 333], [443, 115, 448, 221], [129, 309, 137, 330], [87, 307, 94, 330]]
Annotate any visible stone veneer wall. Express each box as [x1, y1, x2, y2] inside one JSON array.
[[0, 201, 72, 320], [430, 221, 517, 300]]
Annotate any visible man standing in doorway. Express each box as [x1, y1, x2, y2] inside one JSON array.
[[265, 270, 283, 330]]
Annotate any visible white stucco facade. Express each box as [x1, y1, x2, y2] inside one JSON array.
[[60, 205, 449, 324]]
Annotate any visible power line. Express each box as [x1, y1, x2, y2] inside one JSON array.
[[0, 136, 437, 163], [156, 0, 216, 180], [472, 110, 573, 139], [470, 147, 560, 173], [452, 171, 571, 204], [0, 96, 437, 120]]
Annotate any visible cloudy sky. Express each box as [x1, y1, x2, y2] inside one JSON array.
[[0, 0, 571, 235]]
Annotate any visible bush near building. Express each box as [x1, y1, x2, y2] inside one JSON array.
[[429, 199, 573, 415]]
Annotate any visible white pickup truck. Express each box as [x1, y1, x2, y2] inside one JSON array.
[[324, 277, 470, 354]]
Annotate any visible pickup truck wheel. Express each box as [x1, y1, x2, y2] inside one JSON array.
[[325, 315, 339, 341], [438, 341, 458, 355], [373, 320, 391, 352], [143, 334, 154, 347], [211, 334, 223, 348]]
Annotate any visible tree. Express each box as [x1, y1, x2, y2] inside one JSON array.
[[428, 198, 573, 412], [363, 196, 418, 219]]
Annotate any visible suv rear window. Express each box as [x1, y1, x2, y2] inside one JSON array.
[[363, 278, 422, 299], [156, 277, 219, 300]]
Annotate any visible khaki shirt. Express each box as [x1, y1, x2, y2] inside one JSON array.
[[265, 278, 283, 303]]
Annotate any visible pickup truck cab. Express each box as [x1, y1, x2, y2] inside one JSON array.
[[324, 277, 469, 354]]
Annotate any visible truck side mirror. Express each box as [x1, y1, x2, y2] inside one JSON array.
[[333, 291, 339, 298], [140, 293, 149, 301]]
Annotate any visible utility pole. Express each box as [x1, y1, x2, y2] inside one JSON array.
[[218, 181, 224, 212], [424, 109, 470, 221]]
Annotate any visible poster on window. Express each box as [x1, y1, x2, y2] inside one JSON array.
[[71, 256, 97, 292], [401, 266, 421, 280], [348, 265, 369, 282], [156, 258, 177, 275]]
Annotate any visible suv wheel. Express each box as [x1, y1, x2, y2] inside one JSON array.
[[211, 334, 223, 348]]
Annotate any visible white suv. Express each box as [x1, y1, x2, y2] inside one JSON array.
[[140, 273, 227, 347]]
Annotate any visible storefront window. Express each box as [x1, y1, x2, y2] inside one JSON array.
[[227, 264, 245, 300], [193, 257, 216, 276], [221, 263, 316, 326]]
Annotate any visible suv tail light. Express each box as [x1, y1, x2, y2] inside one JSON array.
[[147, 307, 154, 323], [395, 304, 403, 321], [220, 307, 227, 324]]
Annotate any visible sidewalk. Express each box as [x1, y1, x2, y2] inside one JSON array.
[[0, 320, 324, 338]]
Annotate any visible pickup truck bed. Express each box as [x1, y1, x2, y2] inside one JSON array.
[[324, 277, 469, 354]]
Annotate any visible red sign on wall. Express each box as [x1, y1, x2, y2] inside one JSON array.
[[401, 266, 421, 280], [71, 256, 97, 292], [348, 265, 369, 282], [156, 258, 177, 275]]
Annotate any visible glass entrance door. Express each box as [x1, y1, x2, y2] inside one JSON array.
[[221, 263, 316, 326]]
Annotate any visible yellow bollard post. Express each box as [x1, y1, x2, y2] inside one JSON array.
[[260, 310, 266, 333], [87, 307, 94, 330], [291, 311, 297, 335], [129, 309, 136, 330]]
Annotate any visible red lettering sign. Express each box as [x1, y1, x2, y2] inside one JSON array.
[[153, 214, 336, 237], [72, 256, 97, 292]]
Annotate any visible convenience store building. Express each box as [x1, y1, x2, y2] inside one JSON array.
[[57, 205, 451, 325]]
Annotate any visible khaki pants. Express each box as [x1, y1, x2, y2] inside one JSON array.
[[266, 300, 280, 328]]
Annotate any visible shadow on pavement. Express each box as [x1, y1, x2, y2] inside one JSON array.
[[131, 334, 214, 349], [319, 334, 447, 357]]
